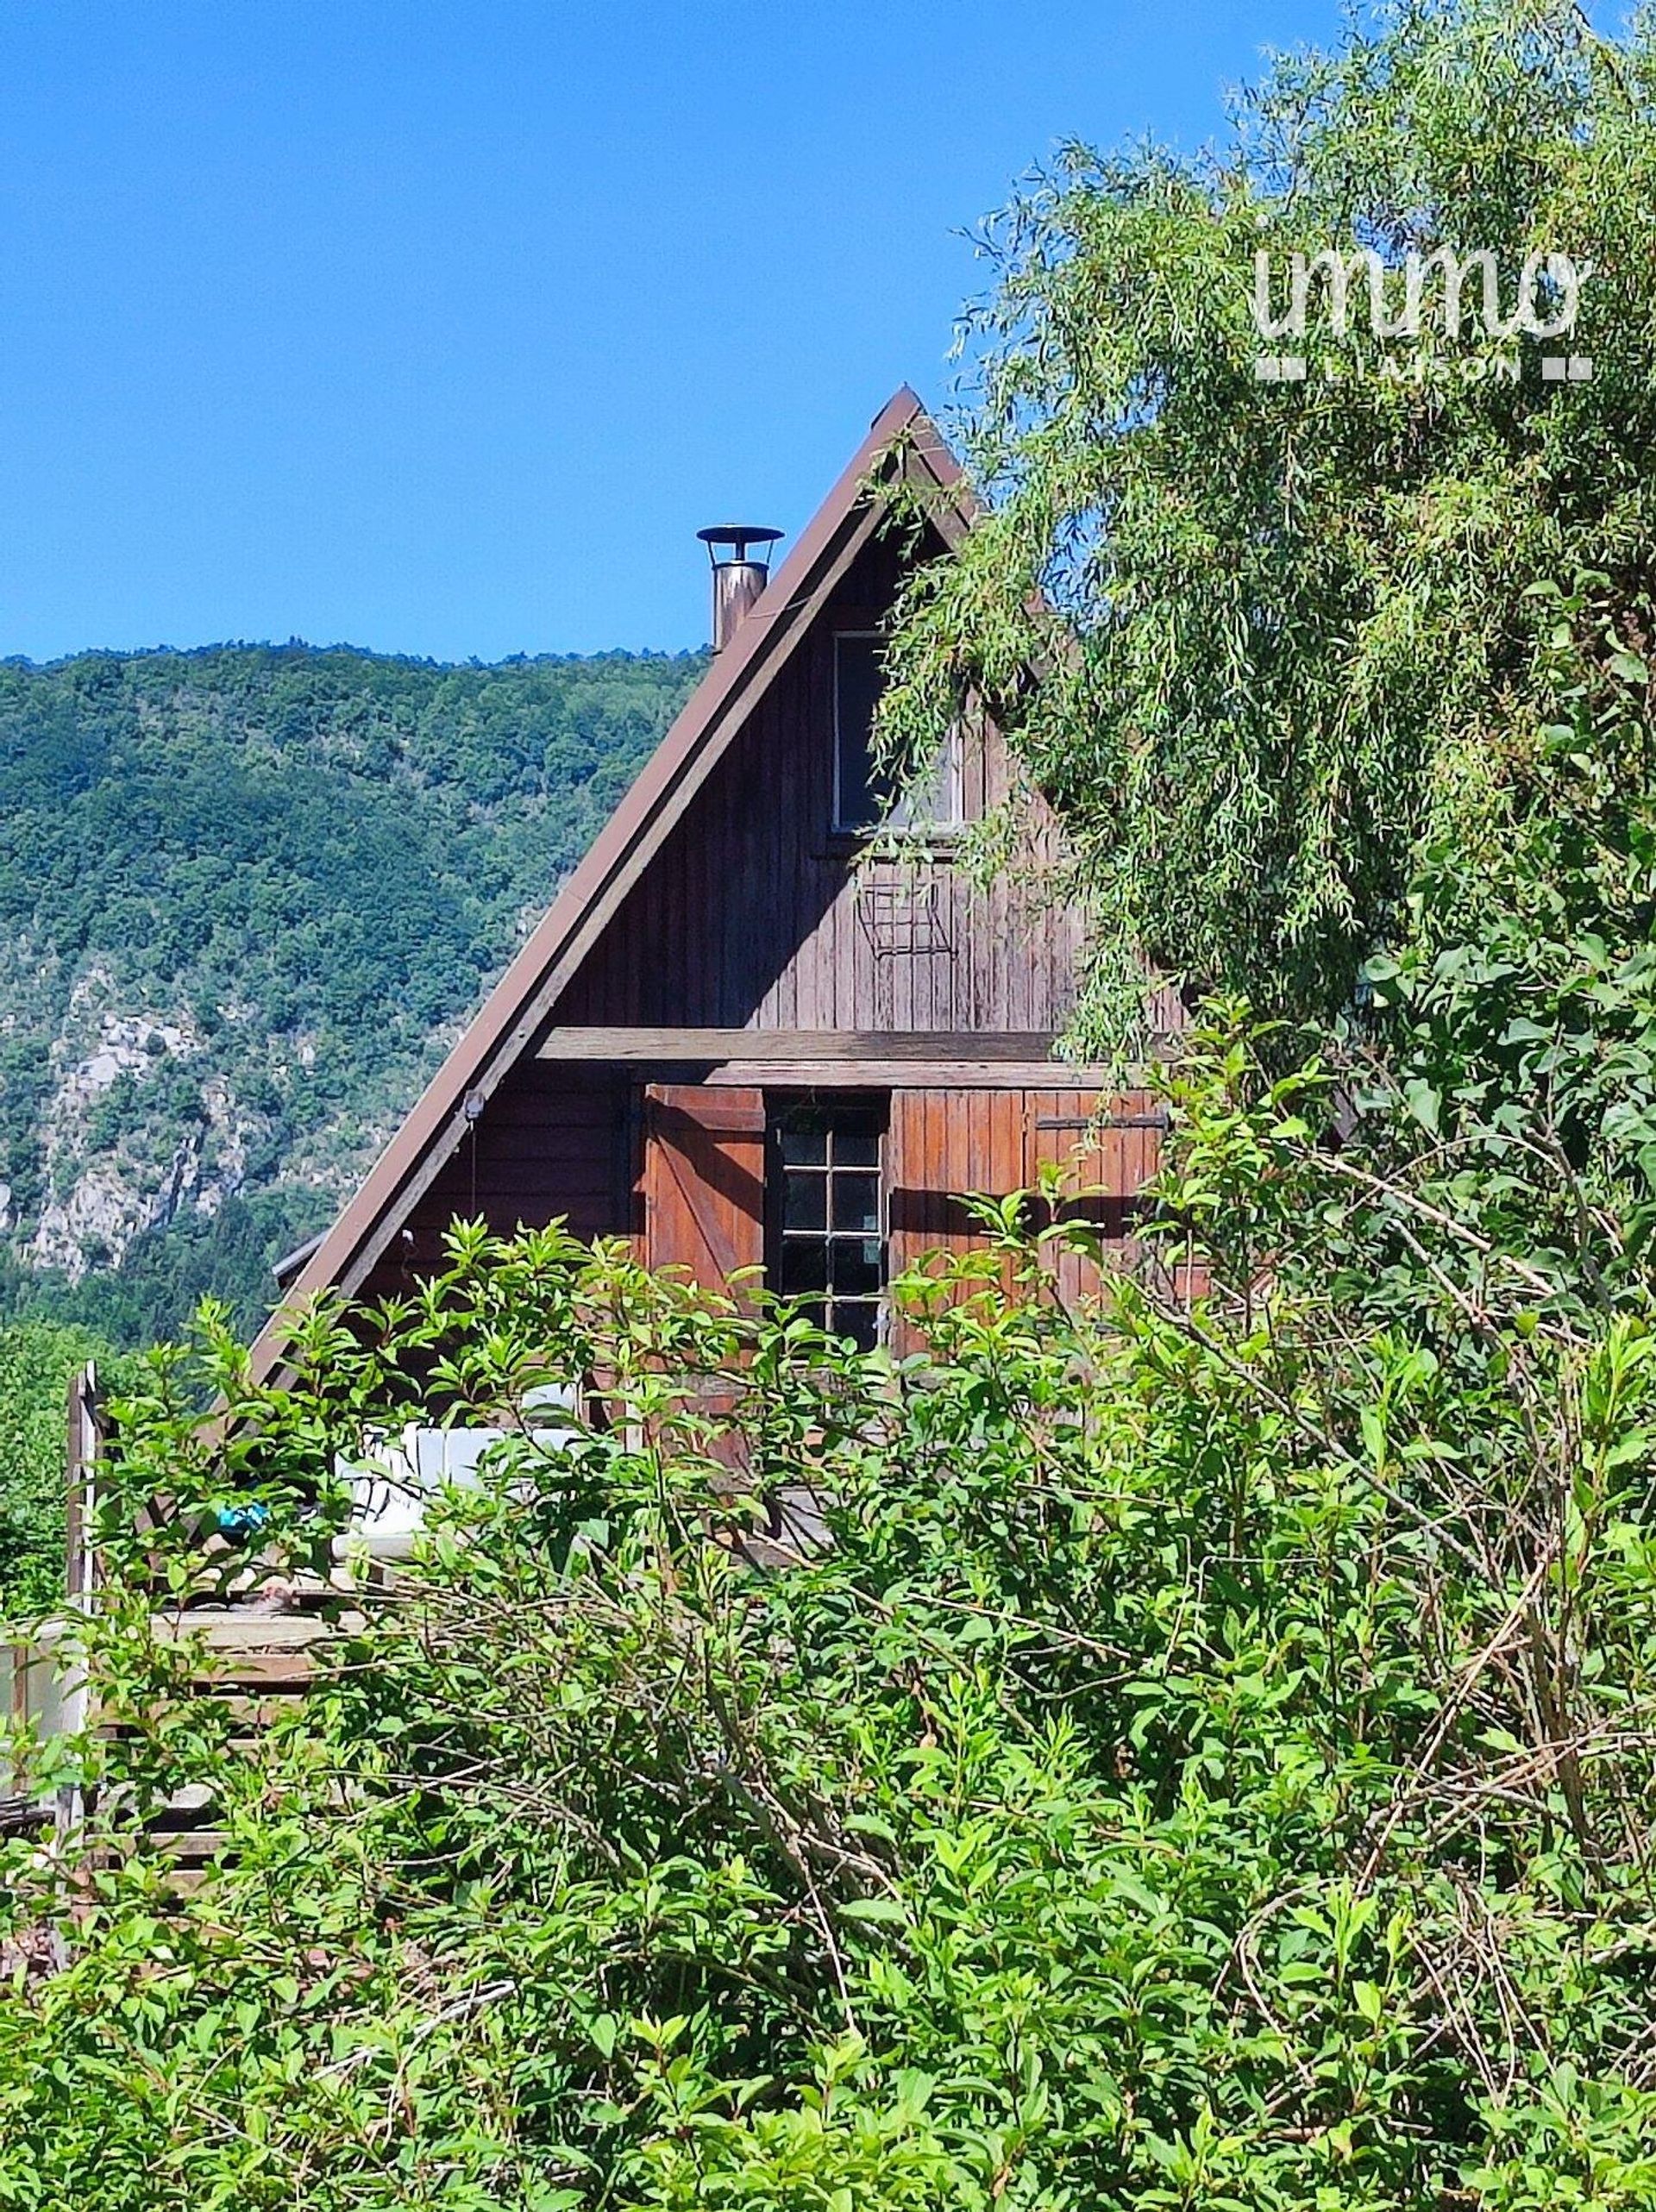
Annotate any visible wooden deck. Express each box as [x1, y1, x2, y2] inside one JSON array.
[[131, 1608, 342, 1887]]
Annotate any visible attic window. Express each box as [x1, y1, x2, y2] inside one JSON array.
[[833, 631, 963, 834]]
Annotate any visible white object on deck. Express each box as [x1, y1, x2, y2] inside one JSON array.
[[335, 1383, 579, 1564]]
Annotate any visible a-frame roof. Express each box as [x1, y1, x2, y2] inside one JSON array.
[[248, 386, 974, 1375]]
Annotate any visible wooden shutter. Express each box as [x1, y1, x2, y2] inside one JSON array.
[[1023, 1091, 1161, 1213], [886, 1089, 1029, 1351], [886, 1089, 1026, 1275], [886, 1087, 1166, 1333], [1025, 1089, 1168, 1302], [643, 1085, 767, 1296]]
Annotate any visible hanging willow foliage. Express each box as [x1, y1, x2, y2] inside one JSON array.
[[880, 0, 1656, 1054]]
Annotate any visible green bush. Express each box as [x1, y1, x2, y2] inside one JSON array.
[[0, 1319, 129, 1620], [3, 1029, 1656, 2209]]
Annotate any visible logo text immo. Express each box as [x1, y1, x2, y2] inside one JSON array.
[[1250, 248, 1591, 344]]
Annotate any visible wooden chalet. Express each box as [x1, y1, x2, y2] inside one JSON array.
[[251, 387, 1168, 1374], [3, 388, 1178, 1880]]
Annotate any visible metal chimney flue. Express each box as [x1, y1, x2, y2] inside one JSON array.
[[699, 524, 782, 650]]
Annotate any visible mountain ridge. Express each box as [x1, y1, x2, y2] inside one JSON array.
[[0, 640, 707, 1343]]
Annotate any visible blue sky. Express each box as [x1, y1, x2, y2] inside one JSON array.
[[0, 1, 1346, 662]]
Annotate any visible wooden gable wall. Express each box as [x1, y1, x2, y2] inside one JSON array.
[[367, 1063, 630, 1294], [254, 390, 1187, 1382], [551, 527, 1086, 1035], [358, 524, 1107, 1302], [352, 511, 1174, 1313]]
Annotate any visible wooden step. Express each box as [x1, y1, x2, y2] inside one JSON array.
[[114, 1610, 345, 1883]]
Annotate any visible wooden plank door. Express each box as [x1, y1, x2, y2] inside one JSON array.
[[1025, 1089, 1167, 1303], [886, 1088, 1029, 1350], [642, 1085, 767, 1299]]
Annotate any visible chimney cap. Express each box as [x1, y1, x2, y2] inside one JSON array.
[[698, 524, 783, 562]]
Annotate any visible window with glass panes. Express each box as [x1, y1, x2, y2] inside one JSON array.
[[769, 1105, 886, 1349], [833, 631, 963, 833]]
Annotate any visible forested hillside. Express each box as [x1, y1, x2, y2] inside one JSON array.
[[0, 642, 704, 1343]]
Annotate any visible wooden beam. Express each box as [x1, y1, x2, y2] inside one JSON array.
[[535, 1029, 1065, 1063], [700, 1061, 1114, 1090]]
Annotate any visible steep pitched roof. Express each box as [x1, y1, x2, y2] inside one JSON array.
[[248, 386, 974, 1374]]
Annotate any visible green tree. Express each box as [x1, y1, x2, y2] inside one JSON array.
[[882, 0, 1656, 1050], [0, 642, 705, 1340], [0, 1319, 127, 1619]]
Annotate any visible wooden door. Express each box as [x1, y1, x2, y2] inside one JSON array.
[[1025, 1089, 1167, 1303], [642, 1084, 766, 1298], [886, 1089, 1028, 1350]]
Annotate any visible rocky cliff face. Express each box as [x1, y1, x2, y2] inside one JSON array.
[[25, 981, 269, 1283], [0, 641, 706, 1334]]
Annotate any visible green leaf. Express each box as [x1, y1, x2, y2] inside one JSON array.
[[838, 1896, 909, 1927], [1402, 1078, 1440, 1135]]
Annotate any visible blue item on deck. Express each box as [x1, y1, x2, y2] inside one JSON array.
[[215, 1500, 272, 1542]]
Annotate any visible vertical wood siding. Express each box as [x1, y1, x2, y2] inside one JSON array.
[[551, 530, 1088, 1036], [357, 1061, 632, 1302]]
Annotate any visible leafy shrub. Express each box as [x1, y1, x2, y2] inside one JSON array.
[[0, 1319, 130, 1619], [4, 1031, 1656, 2208]]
